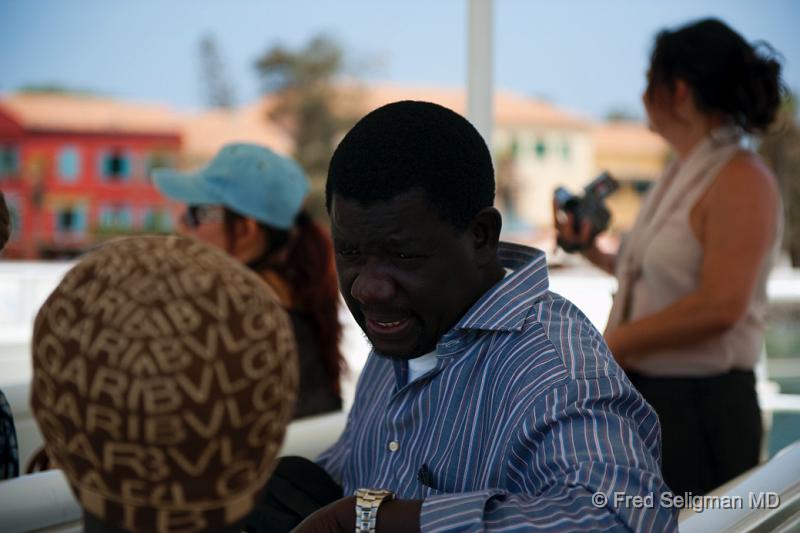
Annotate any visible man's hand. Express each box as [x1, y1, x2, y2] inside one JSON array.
[[293, 496, 423, 533], [293, 496, 355, 533]]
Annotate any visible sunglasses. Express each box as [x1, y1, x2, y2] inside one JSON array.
[[181, 205, 225, 229]]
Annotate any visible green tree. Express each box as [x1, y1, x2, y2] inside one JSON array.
[[254, 35, 361, 185], [16, 84, 99, 96], [199, 34, 236, 109], [603, 107, 641, 122], [759, 94, 800, 266]]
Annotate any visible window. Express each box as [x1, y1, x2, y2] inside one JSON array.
[[98, 149, 131, 181], [54, 204, 87, 235], [140, 208, 156, 231], [0, 145, 20, 179], [3, 193, 22, 241], [99, 204, 133, 231], [535, 139, 547, 159], [57, 146, 81, 182], [157, 209, 174, 232], [145, 150, 174, 179], [632, 179, 654, 195], [140, 207, 174, 233], [561, 141, 571, 161]]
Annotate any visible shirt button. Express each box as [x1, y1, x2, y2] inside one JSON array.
[[388, 441, 400, 452]]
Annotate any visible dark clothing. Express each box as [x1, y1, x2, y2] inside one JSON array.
[[0, 388, 19, 479], [289, 311, 342, 419], [246, 456, 342, 532], [628, 369, 761, 496]]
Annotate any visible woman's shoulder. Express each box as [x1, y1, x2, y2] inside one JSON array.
[[706, 150, 779, 208], [719, 150, 778, 192]]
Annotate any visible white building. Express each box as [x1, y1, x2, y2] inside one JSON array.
[[325, 83, 595, 230]]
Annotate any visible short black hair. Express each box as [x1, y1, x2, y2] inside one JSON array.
[[647, 18, 784, 133], [326, 100, 495, 231]]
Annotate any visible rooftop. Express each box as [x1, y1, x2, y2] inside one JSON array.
[[0, 93, 182, 135], [341, 82, 593, 130]]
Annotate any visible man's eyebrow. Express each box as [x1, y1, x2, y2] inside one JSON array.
[[383, 234, 427, 247]]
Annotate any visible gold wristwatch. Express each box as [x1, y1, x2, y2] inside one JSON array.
[[354, 488, 395, 533]]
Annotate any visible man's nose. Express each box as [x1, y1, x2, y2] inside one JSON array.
[[350, 267, 396, 305]]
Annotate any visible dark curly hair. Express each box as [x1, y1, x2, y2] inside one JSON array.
[[325, 100, 495, 231], [0, 191, 9, 252], [647, 18, 785, 133]]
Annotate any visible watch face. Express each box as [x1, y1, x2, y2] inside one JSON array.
[[356, 488, 395, 499]]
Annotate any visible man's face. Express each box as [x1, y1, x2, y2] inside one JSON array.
[[331, 191, 483, 359]]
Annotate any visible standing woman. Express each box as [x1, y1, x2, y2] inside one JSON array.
[[154, 143, 344, 418], [555, 18, 784, 495]]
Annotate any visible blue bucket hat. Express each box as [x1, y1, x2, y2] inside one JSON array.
[[152, 143, 310, 230]]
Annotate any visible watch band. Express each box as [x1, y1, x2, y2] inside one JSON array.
[[354, 488, 395, 533]]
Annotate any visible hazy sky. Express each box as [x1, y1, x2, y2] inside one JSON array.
[[1, 0, 798, 120]]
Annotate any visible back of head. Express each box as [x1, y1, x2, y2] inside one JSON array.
[[326, 100, 495, 231], [647, 18, 785, 133], [30, 235, 298, 532]]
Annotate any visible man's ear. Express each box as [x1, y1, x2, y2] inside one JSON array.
[[469, 207, 502, 265]]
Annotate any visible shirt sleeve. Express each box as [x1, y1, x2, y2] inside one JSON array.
[[419, 375, 678, 532], [314, 410, 353, 486]]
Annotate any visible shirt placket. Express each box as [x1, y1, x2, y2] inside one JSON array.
[[376, 338, 464, 492]]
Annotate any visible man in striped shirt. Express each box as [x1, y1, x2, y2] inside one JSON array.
[[295, 101, 677, 532]]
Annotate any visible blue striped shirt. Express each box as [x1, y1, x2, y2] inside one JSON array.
[[318, 243, 677, 532]]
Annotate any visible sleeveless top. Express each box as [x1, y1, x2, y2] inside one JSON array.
[[607, 126, 783, 377]]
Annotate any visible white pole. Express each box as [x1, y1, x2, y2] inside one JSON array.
[[467, 0, 494, 147]]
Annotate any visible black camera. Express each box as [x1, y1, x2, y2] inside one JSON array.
[[554, 171, 619, 253]]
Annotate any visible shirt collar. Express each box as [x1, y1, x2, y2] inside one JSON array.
[[452, 241, 549, 334]]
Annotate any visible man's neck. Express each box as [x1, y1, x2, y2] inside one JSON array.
[[485, 261, 506, 288]]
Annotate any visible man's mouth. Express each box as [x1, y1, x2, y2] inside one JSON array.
[[364, 316, 413, 337]]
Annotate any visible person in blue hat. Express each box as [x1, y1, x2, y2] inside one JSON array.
[[153, 142, 344, 419]]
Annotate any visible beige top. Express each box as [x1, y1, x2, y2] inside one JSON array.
[[607, 127, 782, 377]]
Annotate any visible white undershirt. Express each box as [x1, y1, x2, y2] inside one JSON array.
[[406, 269, 514, 384], [407, 351, 438, 383]]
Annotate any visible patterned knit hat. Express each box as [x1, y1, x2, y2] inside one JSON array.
[[31, 235, 298, 532]]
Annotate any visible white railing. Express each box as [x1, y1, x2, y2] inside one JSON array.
[[2, 260, 799, 468]]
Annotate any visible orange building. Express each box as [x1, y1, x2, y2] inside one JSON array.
[[591, 120, 670, 232], [0, 93, 182, 258]]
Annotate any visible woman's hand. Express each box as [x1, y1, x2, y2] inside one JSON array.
[[553, 199, 619, 275], [552, 199, 596, 253], [26, 445, 53, 473]]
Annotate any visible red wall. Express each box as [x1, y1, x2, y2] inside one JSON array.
[[0, 128, 182, 259]]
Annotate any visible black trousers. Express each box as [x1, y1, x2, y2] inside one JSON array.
[[628, 369, 762, 496], [246, 456, 343, 533]]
